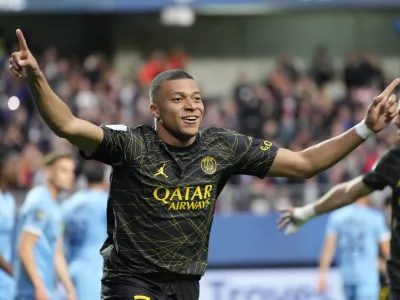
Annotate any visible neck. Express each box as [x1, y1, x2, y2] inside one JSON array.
[[156, 122, 196, 147], [46, 181, 59, 201]]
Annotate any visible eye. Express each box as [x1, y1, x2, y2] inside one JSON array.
[[172, 98, 182, 102], [194, 97, 202, 101]]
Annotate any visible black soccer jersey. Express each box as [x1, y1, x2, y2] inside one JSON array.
[[80, 124, 278, 278], [363, 147, 400, 289]]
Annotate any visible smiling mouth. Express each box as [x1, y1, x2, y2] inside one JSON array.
[[182, 116, 199, 124]]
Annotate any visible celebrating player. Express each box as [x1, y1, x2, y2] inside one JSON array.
[[277, 114, 400, 300], [62, 161, 108, 300], [316, 196, 389, 300], [9, 28, 400, 300], [0, 148, 20, 300], [14, 152, 76, 300]]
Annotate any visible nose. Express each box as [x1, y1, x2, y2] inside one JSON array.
[[183, 98, 196, 110]]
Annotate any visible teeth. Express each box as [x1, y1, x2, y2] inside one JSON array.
[[184, 117, 197, 120]]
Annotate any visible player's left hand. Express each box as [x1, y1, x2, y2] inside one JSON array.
[[277, 206, 308, 235], [364, 78, 400, 133]]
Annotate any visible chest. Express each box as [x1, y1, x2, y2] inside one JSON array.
[[43, 209, 62, 241], [131, 149, 232, 187]]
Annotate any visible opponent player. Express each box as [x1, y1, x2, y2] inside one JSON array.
[[0, 148, 20, 300], [14, 152, 76, 300], [277, 115, 400, 300], [316, 196, 389, 300], [62, 161, 108, 300], [9, 29, 400, 300]]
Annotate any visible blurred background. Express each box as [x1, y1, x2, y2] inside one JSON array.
[[1, 0, 400, 299]]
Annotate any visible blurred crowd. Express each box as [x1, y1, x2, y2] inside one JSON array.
[[0, 44, 397, 213]]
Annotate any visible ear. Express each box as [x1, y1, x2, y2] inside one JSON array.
[[150, 103, 160, 119]]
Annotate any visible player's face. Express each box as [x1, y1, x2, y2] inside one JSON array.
[[151, 79, 204, 140], [48, 158, 75, 191]]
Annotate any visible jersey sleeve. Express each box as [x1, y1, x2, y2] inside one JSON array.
[[79, 124, 142, 166], [22, 200, 50, 238], [228, 132, 279, 179], [362, 150, 399, 190]]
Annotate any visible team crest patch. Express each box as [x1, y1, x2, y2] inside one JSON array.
[[34, 210, 44, 221], [201, 156, 217, 175]]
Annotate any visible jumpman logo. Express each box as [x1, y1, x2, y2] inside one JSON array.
[[154, 164, 168, 178]]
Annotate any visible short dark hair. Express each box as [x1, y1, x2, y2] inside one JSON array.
[[82, 161, 104, 184], [44, 150, 74, 166], [149, 69, 194, 103]]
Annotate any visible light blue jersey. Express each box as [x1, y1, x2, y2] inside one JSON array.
[[0, 191, 16, 300], [62, 189, 108, 300], [326, 204, 389, 300], [14, 185, 62, 300]]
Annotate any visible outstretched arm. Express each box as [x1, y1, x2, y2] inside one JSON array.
[[9, 29, 103, 153], [267, 79, 399, 179], [277, 176, 373, 234]]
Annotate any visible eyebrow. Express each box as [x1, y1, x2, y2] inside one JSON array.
[[170, 91, 201, 97]]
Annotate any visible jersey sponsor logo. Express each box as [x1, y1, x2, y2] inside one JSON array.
[[260, 140, 272, 151], [105, 124, 128, 131], [201, 156, 217, 174], [153, 184, 213, 211], [154, 163, 168, 178]]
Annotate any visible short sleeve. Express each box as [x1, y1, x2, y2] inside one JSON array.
[[23, 204, 50, 237], [79, 124, 141, 166], [375, 213, 390, 242], [232, 135, 279, 179], [363, 150, 399, 190], [325, 214, 338, 236]]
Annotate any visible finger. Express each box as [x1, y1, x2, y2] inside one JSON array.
[[16, 29, 29, 57], [277, 207, 292, 214], [277, 218, 291, 231], [389, 111, 398, 121], [380, 78, 400, 98], [285, 223, 299, 235], [372, 96, 383, 107], [9, 65, 22, 78], [9, 57, 20, 71]]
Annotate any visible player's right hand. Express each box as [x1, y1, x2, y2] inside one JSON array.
[[34, 286, 49, 300], [277, 206, 309, 235], [9, 29, 40, 79]]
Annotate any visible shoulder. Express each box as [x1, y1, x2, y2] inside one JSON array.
[[101, 124, 152, 138], [25, 186, 48, 206], [201, 127, 251, 144], [372, 147, 400, 169]]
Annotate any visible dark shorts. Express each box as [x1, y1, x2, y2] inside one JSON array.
[[390, 288, 400, 300], [101, 274, 200, 300]]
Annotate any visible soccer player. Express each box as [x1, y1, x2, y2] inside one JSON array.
[[0, 148, 20, 300], [14, 152, 76, 300], [277, 114, 400, 300], [9, 28, 400, 300], [316, 196, 389, 300], [62, 161, 108, 300]]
